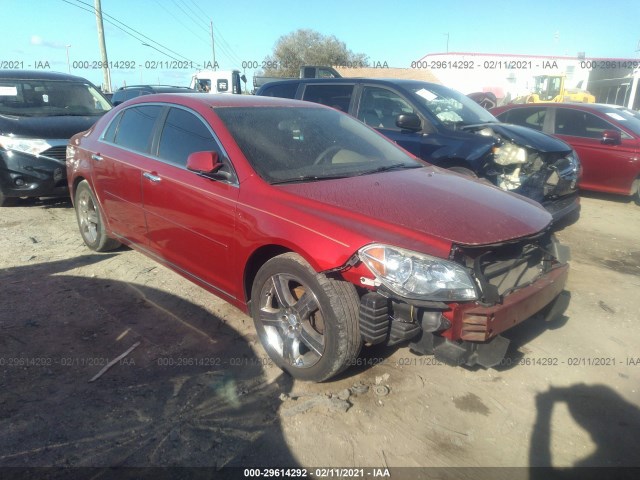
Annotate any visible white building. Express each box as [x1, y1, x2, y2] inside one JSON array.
[[413, 52, 638, 103]]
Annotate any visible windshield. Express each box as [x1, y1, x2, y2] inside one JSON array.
[[215, 106, 423, 184], [606, 107, 640, 136], [0, 79, 111, 117], [409, 83, 497, 128]]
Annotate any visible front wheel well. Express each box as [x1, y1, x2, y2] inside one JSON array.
[[70, 176, 88, 204], [243, 245, 292, 303]]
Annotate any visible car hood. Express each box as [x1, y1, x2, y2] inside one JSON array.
[[475, 122, 572, 153], [278, 166, 552, 247], [0, 113, 102, 139]]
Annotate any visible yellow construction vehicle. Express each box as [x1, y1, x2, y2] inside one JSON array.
[[512, 75, 595, 104]]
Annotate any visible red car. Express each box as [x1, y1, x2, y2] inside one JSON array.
[[491, 103, 640, 204], [67, 94, 570, 382]]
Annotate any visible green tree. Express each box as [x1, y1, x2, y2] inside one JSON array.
[[263, 29, 369, 77]]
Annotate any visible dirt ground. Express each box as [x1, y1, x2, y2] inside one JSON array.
[[1, 192, 640, 479]]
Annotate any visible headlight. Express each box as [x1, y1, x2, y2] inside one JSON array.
[[359, 244, 477, 301], [493, 141, 527, 166], [0, 135, 53, 156]]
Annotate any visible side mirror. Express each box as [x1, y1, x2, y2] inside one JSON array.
[[187, 151, 232, 181], [396, 113, 422, 132], [601, 130, 621, 145]]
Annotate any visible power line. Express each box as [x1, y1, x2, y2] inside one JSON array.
[[188, 0, 209, 19], [61, 0, 198, 65], [168, 0, 242, 67], [170, 0, 209, 35], [178, 0, 209, 30], [152, 0, 210, 44]]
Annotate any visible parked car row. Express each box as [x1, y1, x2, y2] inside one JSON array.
[[10, 68, 637, 382]]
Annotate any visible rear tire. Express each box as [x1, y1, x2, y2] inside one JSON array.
[[74, 180, 121, 251], [251, 253, 362, 382], [634, 179, 640, 206]]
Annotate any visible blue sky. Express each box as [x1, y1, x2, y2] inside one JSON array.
[[4, 0, 639, 90]]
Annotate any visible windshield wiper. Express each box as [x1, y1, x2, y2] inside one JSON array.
[[271, 173, 351, 185], [356, 163, 422, 176]]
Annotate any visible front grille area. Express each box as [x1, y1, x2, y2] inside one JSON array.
[[40, 146, 67, 162], [453, 235, 559, 306]]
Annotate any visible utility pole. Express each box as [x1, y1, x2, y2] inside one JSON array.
[[65, 45, 71, 73], [210, 20, 216, 70], [95, 0, 112, 92]]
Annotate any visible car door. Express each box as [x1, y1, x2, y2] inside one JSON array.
[[141, 105, 240, 299], [93, 104, 164, 245], [550, 107, 638, 194]]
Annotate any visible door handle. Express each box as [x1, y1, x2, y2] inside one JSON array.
[[91, 154, 103, 162], [143, 172, 162, 183]]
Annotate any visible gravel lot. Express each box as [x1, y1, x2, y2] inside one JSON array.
[[1, 192, 639, 478]]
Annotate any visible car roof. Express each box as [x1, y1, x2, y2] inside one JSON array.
[[115, 85, 194, 93], [122, 93, 325, 109], [0, 69, 95, 82], [258, 77, 441, 90]]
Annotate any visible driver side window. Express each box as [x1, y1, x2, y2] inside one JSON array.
[[157, 107, 222, 167], [357, 87, 415, 130]]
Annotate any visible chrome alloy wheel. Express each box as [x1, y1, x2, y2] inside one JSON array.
[[77, 188, 99, 244], [256, 273, 325, 368]]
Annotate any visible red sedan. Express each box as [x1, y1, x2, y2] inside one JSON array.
[[67, 94, 570, 381], [491, 103, 640, 204]]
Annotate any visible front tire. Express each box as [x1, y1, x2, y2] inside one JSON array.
[[634, 179, 640, 206], [251, 253, 362, 382], [74, 180, 120, 251], [0, 190, 17, 207]]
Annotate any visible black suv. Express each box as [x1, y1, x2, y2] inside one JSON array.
[[0, 70, 111, 206], [111, 85, 195, 106], [257, 78, 581, 222]]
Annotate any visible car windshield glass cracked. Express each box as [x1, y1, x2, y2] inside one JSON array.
[[411, 84, 496, 127], [214, 106, 422, 183]]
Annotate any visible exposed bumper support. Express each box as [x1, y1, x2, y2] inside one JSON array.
[[458, 264, 569, 342]]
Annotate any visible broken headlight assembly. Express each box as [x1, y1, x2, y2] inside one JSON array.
[[493, 141, 527, 166], [359, 244, 478, 301]]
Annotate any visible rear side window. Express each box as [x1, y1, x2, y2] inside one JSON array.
[[102, 111, 123, 143], [261, 83, 298, 99], [157, 107, 220, 167], [501, 107, 547, 131], [301, 84, 354, 112], [111, 89, 144, 106], [112, 105, 162, 153]]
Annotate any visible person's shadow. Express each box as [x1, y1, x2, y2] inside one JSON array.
[[0, 254, 298, 478], [530, 383, 640, 480]]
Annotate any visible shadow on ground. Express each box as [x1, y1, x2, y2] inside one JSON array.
[[0, 255, 298, 473], [529, 383, 640, 479]]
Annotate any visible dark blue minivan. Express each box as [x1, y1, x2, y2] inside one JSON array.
[[257, 78, 581, 223], [0, 70, 111, 206]]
